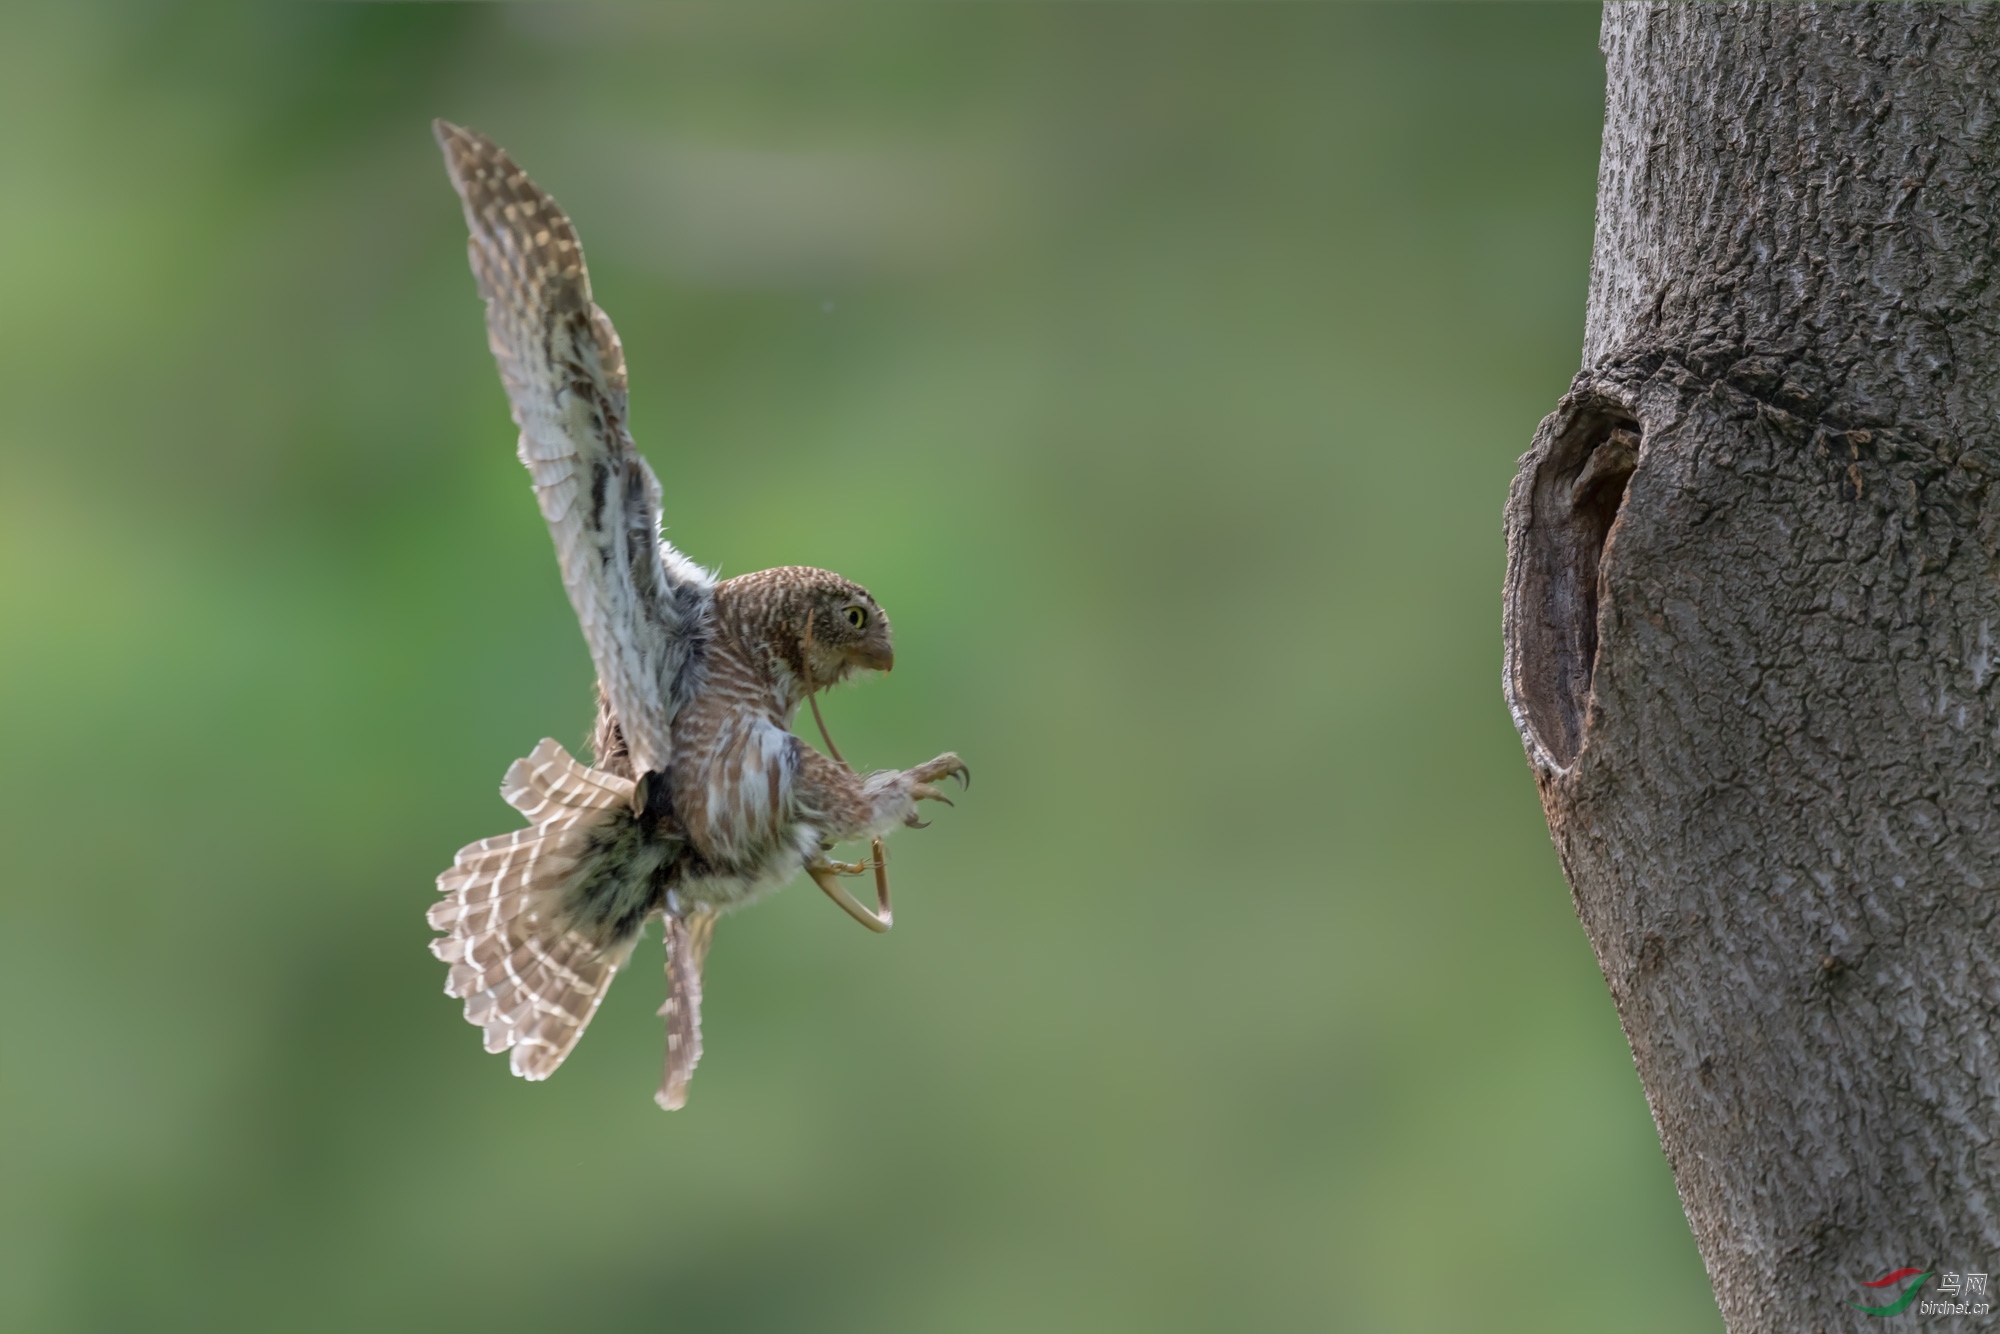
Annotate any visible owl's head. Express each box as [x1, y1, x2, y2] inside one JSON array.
[[716, 565, 895, 692]]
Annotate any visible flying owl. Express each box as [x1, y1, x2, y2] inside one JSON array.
[[429, 121, 967, 1110]]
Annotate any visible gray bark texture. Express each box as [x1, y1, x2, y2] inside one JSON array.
[[1501, 4, 2000, 1329]]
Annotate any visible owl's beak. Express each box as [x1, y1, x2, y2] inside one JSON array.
[[855, 644, 895, 673]]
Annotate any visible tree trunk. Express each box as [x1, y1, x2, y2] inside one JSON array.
[[1502, 4, 2000, 1329]]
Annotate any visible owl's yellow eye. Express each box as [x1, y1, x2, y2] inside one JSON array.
[[844, 606, 867, 630]]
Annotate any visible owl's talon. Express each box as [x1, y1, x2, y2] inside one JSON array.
[[910, 753, 969, 789], [910, 782, 954, 808]]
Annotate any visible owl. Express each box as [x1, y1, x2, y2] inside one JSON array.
[[429, 121, 967, 1110]]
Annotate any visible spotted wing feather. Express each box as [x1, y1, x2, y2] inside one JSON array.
[[434, 120, 713, 776]]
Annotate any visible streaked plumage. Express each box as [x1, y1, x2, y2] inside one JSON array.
[[431, 121, 965, 1109]]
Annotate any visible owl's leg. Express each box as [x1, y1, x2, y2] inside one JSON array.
[[796, 753, 964, 931]]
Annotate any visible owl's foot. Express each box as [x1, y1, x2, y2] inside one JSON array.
[[905, 754, 969, 820], [814, 755, 963, 931], [910, 753, 970, 789]]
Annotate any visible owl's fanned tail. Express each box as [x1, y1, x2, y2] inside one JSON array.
[[657, 910, 717, 1110], [430, 739, 658, 1081]]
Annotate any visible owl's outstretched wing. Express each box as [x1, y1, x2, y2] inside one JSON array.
[[435, 120, 711, 775]]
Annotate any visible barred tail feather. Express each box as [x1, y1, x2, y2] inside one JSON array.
[[502, 736, 637, 817], [432, 739, 643, 1081]]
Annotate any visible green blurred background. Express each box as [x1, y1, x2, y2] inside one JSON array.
[[0, 4, 1723, 1331]]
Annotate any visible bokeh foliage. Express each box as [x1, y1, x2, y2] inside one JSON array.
[[0, 4, 1721, 1331]]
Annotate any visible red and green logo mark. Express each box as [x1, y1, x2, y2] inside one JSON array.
[[1851, 1268, 1934, 1317]]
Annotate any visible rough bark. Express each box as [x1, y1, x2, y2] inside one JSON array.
[[1502, 5, 2000, 1330]]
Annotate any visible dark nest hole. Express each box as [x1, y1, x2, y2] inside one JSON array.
[[1509, 405, 1640, 768]]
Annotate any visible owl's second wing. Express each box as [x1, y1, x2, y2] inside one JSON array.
[[656, 910, 717, 1110], [436, 120, 711, 775]]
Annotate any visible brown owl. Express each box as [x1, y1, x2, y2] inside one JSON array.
[[429, 121, 967, 1110]]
